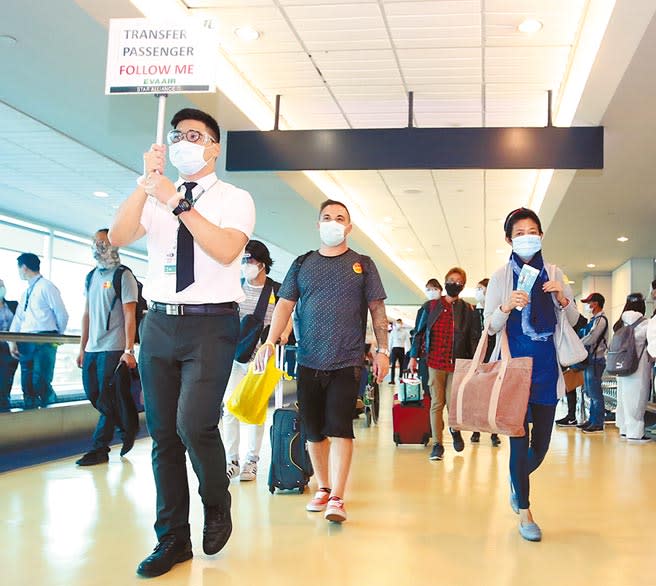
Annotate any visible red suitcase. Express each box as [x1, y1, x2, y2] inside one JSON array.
[[392, 394, 431, 446]]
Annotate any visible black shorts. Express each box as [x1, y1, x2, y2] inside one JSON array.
[[296, 365, 362, 441]]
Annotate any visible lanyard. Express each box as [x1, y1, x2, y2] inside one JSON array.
[[24, 276, 43, 311]]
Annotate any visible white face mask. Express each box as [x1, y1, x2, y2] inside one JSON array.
[[319, 220, 346, 247], [241, 263, 261, 282], [475, 289, 486, 305], [169, 141, 209, 176], [512, 234, 542, 260], [0, 286, 5, 299], [426, 289, 441, 300]]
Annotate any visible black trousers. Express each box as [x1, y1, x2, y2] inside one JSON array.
[[82, 350, 123, 451], [0, 342, 18, 410], [139, 309, 239, 541], [390, 347, 406, 382]]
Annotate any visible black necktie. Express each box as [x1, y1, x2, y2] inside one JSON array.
[[175, 182, 197, 292]]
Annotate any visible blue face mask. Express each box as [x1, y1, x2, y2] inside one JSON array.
[[512, 234, 542, 260]]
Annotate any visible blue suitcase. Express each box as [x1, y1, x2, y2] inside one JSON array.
[[268, 405, 313, 493], [267, 346, 313, 494]]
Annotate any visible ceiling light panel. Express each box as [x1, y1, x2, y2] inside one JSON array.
[[485, 0, 584, 46], [235, 52, 322, 89], [202, 5, 298, 55], [385, 0, 481, 49], [380, 170, 436, 196], [485, 46, 571, 85], [285, 3, 388, 52]]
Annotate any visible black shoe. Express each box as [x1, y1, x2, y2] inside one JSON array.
[[75, 449, 109, 466], [556, 416, 578, 427], [136, 534, 193, 578], [471, 432, 480, 443], [582, 425, 604, 434], [389, 381, 395, 385], [576, 421, 591, 430], [429, 442, 444, 461], [450, 429, 465, 453], [491, 434, 501, 447], [203, 493, 232, 555], [604, 411, 616, 422]]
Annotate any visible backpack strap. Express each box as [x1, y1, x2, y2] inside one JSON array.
[[590, 314, 609, 354], [85, 268, 96, 293], [107, 265, 129, 331]]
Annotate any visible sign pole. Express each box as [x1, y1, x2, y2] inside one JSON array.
[[155, 93, 168, 145]]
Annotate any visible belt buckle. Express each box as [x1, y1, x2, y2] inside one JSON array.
[[165, 304, 180, 316]]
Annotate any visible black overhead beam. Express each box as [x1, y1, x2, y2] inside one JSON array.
[[225, 126, 603, 171]]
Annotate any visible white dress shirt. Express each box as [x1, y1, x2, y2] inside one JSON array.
[[139, 173, 256, 304], [389, 326, 410, 350], [10, 275, 69, 334]]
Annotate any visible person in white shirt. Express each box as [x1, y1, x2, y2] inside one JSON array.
[[222, 239, 291, 482], [388, 318, 410, 384], [109, 108, 255, 578], [613, 293, 651, 443], [9, 253, 68, 409]]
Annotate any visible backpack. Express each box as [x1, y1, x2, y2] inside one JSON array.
[[293, 250, 371, 347], [606, 317, 646, 376], [234, 277, 281, 363], [85, 265, 147, 344]]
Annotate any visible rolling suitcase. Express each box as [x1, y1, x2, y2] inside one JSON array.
[[392, 393, 431, 446], [268, 346, 313, 493]]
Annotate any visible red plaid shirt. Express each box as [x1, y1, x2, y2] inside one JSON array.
[[427, 299, 455, 372]]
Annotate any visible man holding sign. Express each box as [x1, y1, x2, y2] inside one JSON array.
[[110, 108, 255, 577]]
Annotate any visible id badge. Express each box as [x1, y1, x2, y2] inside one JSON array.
[[164, 250, 176, 274]]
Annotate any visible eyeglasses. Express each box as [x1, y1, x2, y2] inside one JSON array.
[[167, 129, 216, 145]]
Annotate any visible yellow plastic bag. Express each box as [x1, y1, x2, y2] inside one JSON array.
[[226, 356, 284, 425]]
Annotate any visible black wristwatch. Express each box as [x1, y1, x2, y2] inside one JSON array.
[[172, 198, 192, 216]]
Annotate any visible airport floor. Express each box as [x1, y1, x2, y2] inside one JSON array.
[[1, 384, 653, 586]]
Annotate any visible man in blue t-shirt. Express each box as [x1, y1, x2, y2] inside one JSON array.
[[255, 199, 390, 524], [75, 229, 138, 466]]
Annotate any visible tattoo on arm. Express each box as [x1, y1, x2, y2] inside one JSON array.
[[369, 300, 388, 348]]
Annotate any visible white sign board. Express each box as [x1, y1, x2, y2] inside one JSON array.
[[105, 18, 216, 95]]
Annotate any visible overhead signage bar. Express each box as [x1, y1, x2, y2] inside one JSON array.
[[226, 91, 603, 171], [226, 126, 603, 171]]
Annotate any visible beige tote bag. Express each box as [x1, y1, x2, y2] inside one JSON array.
[[449, 327, 532, 437]]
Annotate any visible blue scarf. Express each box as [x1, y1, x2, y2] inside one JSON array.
[[511, 251, 556, 338]]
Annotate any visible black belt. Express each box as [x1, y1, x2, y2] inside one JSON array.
[[149, 301, 238, 316]]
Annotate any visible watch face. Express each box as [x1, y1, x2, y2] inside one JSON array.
[[173, 199, 191, 215]]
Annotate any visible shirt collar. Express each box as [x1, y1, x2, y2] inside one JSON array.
[[175, 172, 219, 193]]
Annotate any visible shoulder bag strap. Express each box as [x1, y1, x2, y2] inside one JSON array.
[[253, 278, 274, 322]]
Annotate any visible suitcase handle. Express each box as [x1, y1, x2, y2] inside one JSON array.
[[274, 344, 286, 410]]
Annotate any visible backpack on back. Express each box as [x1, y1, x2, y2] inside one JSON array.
[[606, 317, 646, 376], [85, 265, 147, 344]]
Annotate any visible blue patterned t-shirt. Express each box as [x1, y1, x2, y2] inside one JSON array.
[[278, 249, 386, 370]]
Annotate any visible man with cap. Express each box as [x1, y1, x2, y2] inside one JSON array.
[[222, 239, 291, 482], [578, 293, 609, 433]]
